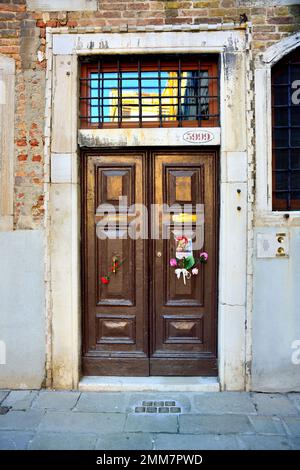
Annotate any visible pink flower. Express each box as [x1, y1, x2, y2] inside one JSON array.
[[169, 258, 177, 267], [200, 252, 208, 263], [192, 267, 199, 275], [101, 276, 110, 284]]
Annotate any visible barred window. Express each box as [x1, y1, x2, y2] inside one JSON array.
[[80, 55, 219, 129], [272, 48, 300, 211]]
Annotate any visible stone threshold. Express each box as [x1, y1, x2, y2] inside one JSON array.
[[79, 376, 220, 392]]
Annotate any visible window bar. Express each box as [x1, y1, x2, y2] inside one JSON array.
[[138, 59, 142, 128], [117, 59, 122, 128], [158, 58, 162, 127], [101, 64, 105, 126], [287, 60, 292, 210], [86, 72, 91, 127], [80, 55, 220, 129], [97, 59, 102, 128], [198, 58, 201, 127], [217, 56, 221, 126], [178, 58, 182, 127]]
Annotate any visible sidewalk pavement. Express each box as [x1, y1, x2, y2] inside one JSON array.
[[0, 390, 299, 450]]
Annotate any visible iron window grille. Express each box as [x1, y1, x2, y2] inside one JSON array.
[[79, 55, 220, 129], [272, 48, 300, 211]]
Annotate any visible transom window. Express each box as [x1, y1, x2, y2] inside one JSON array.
[[272, 48, 300, 211], [79, 55, 219, 128]]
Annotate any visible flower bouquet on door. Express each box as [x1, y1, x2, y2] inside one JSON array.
[[169, 235, 208, 284]]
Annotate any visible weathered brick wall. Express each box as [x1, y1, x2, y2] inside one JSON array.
[[0, 0, 299, 229], [0, 0, 44, 229]]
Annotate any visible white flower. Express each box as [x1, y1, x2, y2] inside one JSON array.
[[192, 267, 198, 275]]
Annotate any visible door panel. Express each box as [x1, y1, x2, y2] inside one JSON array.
[[150, 152, 217, 376], [82, 152, 149, 376], [82, 149, 218, 377]]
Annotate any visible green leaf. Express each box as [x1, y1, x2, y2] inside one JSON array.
[[183, 255, 195, 270]]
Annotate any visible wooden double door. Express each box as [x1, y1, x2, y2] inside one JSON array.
[[82, 149, 218, 376]]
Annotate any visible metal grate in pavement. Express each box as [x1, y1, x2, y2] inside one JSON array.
[[134, 400, 181, 414]]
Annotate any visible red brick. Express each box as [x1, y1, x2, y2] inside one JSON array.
[[79, 19, 106, 26], [0, 4, 26, 12], [95, 11, 123, 18], [16, 138, 27, 146], [165, 17, 193, 24], [253, 25, 276, 32], [67, 20, 78, 28], [0, 12, 16, 20], [0, 38, 18, 45], [268, 16, 294, 25], [254, 33, 282, 41], [36, 20, 46, 28], [0, 45, 19, 53], [46, 20, 58, 27], [127, 2, 150, 10]]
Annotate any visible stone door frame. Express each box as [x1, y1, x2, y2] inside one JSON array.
[[45, 25, 253, 390]]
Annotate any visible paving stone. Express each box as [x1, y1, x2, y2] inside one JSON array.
[[289, 437, 300, 450], [38, 411, 126, 434], [287, 393, 300, 413], [179, 414, 254, 434], [193, 392, 256, 415], [0, 410, 44, 431], [237, 435, 291, 450], [251, 393, 298, 416], [248, 416, 286, 435], [75, 392, 127, 413], [0, 431, 34, 450], [282, 417, 300, 436], [154, 433, 239, 450], [28, 432, 97, 450], [0, 391, 9, 404], [96, 433, 154, 450], [33, 391, 80, 411], [2, 391, 38, 411], [127, 393, 191, 413], [125, 414, 178, 433]]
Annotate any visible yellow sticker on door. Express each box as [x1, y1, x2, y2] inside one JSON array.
[[172, 213, 197, 223]]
